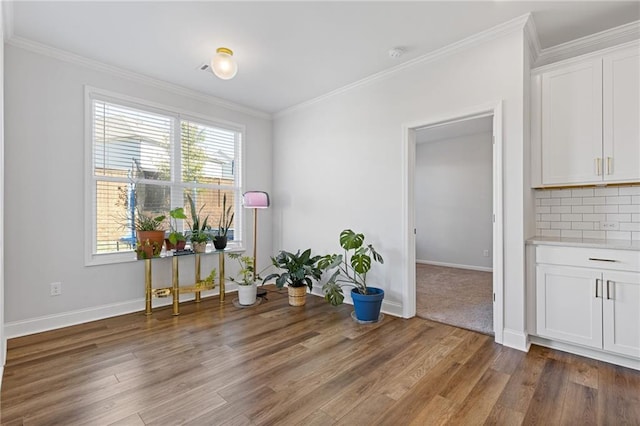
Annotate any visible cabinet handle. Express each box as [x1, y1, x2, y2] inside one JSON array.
[[595, 278, 602, 298], [607, 157, 612, 175], [588, 257, 617, 262], [595, 158, 602, 176], [606, 280, 613, 300]]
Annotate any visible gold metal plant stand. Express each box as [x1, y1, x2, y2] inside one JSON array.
[[143, 251, 227, 316]]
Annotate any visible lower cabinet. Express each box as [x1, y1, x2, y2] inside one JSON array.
[[535, 246, 640, 361]]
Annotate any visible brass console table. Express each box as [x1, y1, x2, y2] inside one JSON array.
[[143, 248, 236, 316]]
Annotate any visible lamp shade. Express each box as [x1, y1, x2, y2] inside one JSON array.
[[242, 191, 270, 208], [211, 47, 238, 80]]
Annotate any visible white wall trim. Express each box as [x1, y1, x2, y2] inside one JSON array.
[[4, 288, 232, 339], [1, 0, 12, 41], [5, 36, 271, 120], [308, 288, 404, 318], [530, 336, 640, 371], [503, 328, 530, 352], [535, 20, 640, 67], [523, 14, 541, 64], [416, 260, 493, 273], [274, 13, 530, 118]]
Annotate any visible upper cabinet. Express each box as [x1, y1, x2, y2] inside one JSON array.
[[531, 42, 640, 187]]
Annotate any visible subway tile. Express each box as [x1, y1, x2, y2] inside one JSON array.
[[633, 232, 640, 241], [536, 206, 551, 214], [583, 214, 606, 222], [571, 188, 594, 197], [535, 213, 541, 222], [619, 204, 640, 214], [619, 186, 640, 196], [551, 222, 571, 230], [572, 205, 594, 214], [535, 191, 551, 199], [561, 213, 582, 222], [606, 196, 631, 205], [633, 214, 640, 222], [582, 197, 606, 205], [541, 229, 561, 237], [561, 230, 583, 238], [541, 198, 561, 206], [595, 187, 619, 196], [551, 205, 572, 214], [536, 221, 550, 229], [572, 222, 594, 230], [561, 197, 582, 206], [607, 213, 631, 222], [541, 214, 561, 222], [535, 198, 541, 206], [583, 230, 606, 239], [551, 189, 572, 198], [606, 230, 631, 240], [632, 195, 640, 204], [620, 222, 640, 232], [594, 205, 618, 214]]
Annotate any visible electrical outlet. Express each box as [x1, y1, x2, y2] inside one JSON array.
[[483, 249, 490, 257], [600, 222, 619, 230], [50, 282, 62, 296]]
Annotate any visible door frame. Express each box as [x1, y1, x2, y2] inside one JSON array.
[[401, 101, 504, 343]]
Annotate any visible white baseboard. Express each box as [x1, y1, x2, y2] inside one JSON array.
[[4, 288, 233, 339], [530, 335, 640, 371], [309, 287, 403, 318], [502, 328, 530, 352], [416, 259, 492, 273]]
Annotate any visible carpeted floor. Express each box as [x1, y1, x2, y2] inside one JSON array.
[[416, 263, 493, 335]]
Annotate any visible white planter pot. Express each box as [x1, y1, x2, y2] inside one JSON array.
[[237, 282, 257, 306]]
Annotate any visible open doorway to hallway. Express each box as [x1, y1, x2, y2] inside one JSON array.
[[414, 116, 494, 335]]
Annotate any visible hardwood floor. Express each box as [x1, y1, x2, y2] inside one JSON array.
[[2, 286, 639, 425]]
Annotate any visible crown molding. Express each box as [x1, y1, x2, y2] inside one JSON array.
[[274, 13, 531, 118], [536, 20, 640, 67], [6, 36, 271, 120], [2, 0, 14, 41], [523, 14, 541, 64]]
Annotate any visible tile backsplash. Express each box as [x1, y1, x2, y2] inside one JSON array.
[[535, 185, 640, 241]]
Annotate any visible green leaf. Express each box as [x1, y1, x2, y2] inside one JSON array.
[[351, 253, 371, 274], [340, 229, 364, 250]]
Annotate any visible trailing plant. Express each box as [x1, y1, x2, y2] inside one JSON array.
[[202, 268, 217, 286], [318, 229, 384, 306], [186, 193, 210, 244], [167, 207, 188, 245], [217, 193, 234, 239], [263, 249, 326, 290]]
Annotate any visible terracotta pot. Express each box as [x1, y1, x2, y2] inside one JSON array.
[[288, 286, 307, 306], [165, 239, 186, 251], [136, 230, 165, 258]]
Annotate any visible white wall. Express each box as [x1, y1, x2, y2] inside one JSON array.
[[415, 129, 493, 270], [3, 44, 273, 334], [273, 29, 527, 347], [0, 1, 6, 381]]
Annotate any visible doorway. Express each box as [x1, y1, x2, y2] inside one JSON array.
[[414, 116, 493, 334], [401, 102, 504, 343]]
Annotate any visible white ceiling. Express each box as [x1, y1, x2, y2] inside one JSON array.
[[7, 1, 640, 114], [416, 116, 493, 144]]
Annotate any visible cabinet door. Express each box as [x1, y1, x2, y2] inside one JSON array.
[[541, 59, 603, 185], [536, 264, 603, 348], [603, 46, 640, 182], [603, 271, 640, 358]]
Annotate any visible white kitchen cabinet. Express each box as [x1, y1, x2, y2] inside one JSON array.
[[531, 42, 640, 187], [534, 245, 640, 360]]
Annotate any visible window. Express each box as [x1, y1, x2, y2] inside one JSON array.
[[86, 88, 244, 265]]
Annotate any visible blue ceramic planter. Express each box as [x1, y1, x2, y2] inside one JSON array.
[[351, 287, 384, 322]]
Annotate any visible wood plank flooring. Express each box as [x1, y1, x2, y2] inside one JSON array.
[[2, 286, 639, 425]]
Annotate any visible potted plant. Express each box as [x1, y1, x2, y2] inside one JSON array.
[[165, 207, 188, 251], [214, 193, 234, 250], [186, 194, 210, 253], [228, 253, 257, 305], [319, 229, 385, 322], [263, 249, 325, 306], [134, 210, 166, 259]]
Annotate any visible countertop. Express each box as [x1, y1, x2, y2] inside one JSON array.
[[526, 236, 640, 251]]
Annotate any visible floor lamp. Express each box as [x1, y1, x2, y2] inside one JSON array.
[[242, 191, 270, 297]]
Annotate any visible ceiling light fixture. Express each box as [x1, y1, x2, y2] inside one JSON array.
[[388, 47, 405, 58], [211, 47, 238, 80]]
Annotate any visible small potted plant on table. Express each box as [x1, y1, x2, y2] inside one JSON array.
[[214, 193, 234, 250], [165, 207, 188, 251], [187, 194, 210, 253], [228, 253, 257, 305], [263, 249, 326, 306], [319, 229, 385, 322], [135, 210, 166, 259]]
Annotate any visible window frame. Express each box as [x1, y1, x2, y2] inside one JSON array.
[[84, 86, 246, 266]]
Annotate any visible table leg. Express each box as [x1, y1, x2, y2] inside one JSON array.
[[172, 255, 180, 316], [195, 253, 201, 303], [145, 259, 152, 315], [219, 253, 225, 303]]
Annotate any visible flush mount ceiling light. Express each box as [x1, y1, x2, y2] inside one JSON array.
[[211, 47, 238, 80], [388, 47, 405, 58]]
